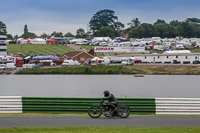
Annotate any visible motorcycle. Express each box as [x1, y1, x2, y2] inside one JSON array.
[[88, 100, 130, 118]]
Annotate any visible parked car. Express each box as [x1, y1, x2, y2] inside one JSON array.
[[99, 42, 107, 46], [23, 64, 36, 69], [176, 44, 185, 50], [6, 63, 16, 69], [0, 64, 6, 70]]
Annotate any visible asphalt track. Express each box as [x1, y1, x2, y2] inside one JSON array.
[[0, 116, 200, 127]]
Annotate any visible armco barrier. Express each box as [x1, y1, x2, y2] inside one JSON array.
[[1, 97, 200, 115], [22, 97, 156, 114], [156, 98, 200, 115], [0, 96, 22, 113]]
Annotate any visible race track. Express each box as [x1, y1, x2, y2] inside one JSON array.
[[0, 116, 200, 127]]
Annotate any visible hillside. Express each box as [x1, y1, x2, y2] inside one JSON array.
[[7, 44, 74, 56]]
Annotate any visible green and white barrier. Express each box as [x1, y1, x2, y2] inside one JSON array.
[[22, 97, 155, 114], [0, 96, 22, 113], [155, 98, 200, 115], [1, 97, 200, 115]]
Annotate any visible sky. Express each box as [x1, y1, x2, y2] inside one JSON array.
[[1, 0, 200, 36]]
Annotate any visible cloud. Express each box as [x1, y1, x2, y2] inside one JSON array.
[[1, 0, 200, 36]]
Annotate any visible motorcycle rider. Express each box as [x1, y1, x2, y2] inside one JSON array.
[[102, 90, 118, 114]]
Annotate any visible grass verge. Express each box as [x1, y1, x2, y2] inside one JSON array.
[[15, 65, 200, 75], [0, 127, 200, 133]]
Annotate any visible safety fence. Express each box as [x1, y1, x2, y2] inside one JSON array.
[[1, 97, 200, 115], [0, 96, 22, 113], [22, 97, 155, 114], [155, 98, 200, 115]]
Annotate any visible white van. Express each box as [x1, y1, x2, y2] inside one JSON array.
[[62, 60, 80, 66], [6, 63, 16, 69]]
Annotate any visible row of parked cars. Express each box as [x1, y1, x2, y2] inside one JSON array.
[[0, 63, 16, 70]]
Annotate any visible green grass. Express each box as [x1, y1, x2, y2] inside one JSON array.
[[81, 45, 94, 50], [16, 65, 130, 74], [15, 65, 200, 75], [150, 49, 163, 54], [7, 44, 74, 56], [190, 48, 200, 53], [0, 127, 199, 133]]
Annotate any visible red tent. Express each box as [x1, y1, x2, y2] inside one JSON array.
[[25, 38, 30, 43], [150, 41, 159, 45], [47, 39, 57, 44]]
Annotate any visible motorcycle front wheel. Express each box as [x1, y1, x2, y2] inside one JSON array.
[[88, 105, 102, 118]]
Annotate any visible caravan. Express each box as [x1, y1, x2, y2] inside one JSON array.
[[121, 57, 135, 65], [90, 57, 110, 66], [62, 60, 81, 66]]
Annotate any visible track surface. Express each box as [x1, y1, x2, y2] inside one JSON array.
[[0, 116, 200, 127]]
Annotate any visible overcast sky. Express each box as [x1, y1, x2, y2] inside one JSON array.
[[1, 0, 200, 36]]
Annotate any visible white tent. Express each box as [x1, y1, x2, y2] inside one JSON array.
[[163, 50, 191, 54], [16, 38, 26, 44], [30, 38, 46, 44], [92, 37, 112, 42]]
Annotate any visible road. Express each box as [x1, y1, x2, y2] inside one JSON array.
[[0, 116, 200, 127]]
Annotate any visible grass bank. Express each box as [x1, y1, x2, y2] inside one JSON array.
[[7, 44, 73, 56], [0, 127, 199, 133], [15, 65, 200, 75]]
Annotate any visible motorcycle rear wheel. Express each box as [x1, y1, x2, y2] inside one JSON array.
[[88, 105, 102, 118], [117, 106, 130, 118]]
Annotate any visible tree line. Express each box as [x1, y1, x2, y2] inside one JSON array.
[[1, 9, 200, 39]]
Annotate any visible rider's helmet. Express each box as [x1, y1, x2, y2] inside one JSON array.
[[104, 90, 109, 97]]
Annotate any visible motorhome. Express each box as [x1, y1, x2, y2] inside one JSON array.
[[62, 60, 81, 66], [90, 57, 110, 66], [121, 57, 135, 65]]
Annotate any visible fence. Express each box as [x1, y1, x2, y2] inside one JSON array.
[[156, 98, 200, 115], [1, 97, 200, 115], [22, 97, 155, 114], [0, 96, 22, 113]]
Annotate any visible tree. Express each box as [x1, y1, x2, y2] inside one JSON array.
[[186, 18, 200, 24], [76, 28, 86, 38], [128, 18, 141, 28], [89, 9, 124, 35], [51, 31, 63, 37], [24, 24, 28, 34], [21, 24, 37, 39], [0, 21, 7, 35], [153, 23, 169, 38], [14, 35, 19, 40], [96, 26, 114, 38], [40, 33, 49, 38], [21, 32, 37, 39], [154, 19, 166, 25], [64, 32, 74, 37], [140, 23, 154, 38], [129, 26, 145, 38], [7, 34, 13, 40]]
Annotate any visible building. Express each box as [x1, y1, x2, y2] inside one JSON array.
[[61, 51, 94, 64], [0, 35, 7, 56], [118, 53, 200, 64]]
